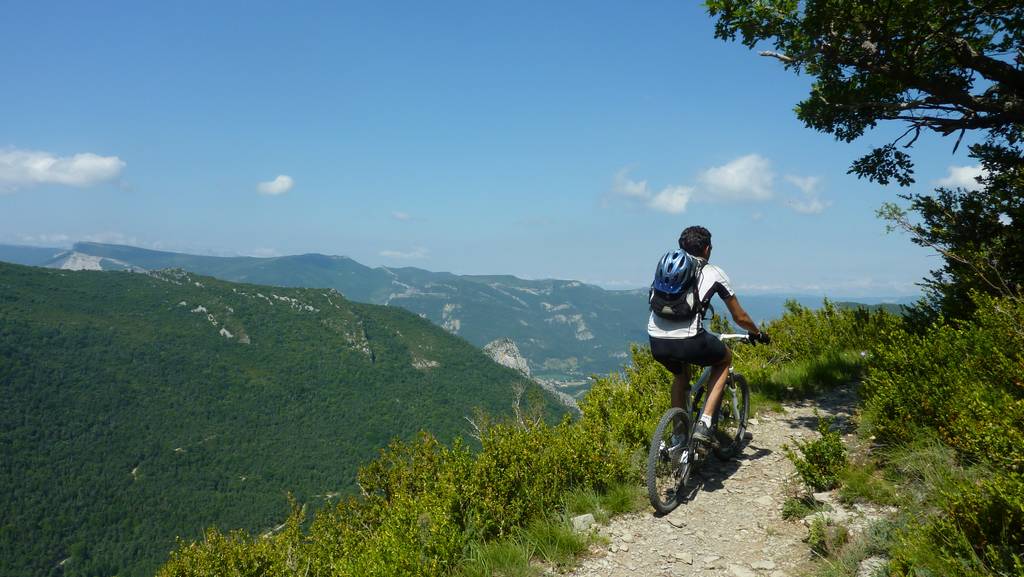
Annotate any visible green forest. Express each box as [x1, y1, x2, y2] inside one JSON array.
[[0, 263, 558, 577]]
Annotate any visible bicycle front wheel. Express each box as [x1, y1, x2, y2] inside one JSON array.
[[646, 407, 692, 514], [714, 373, 750, 459]]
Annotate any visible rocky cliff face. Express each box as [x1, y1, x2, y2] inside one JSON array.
[[483, 337, 531, 377], [484, 338, 581, 411]]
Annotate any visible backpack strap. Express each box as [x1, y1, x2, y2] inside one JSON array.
[[691, 258, 707, 330]]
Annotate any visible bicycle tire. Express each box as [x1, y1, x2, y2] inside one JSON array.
[[714, 373, 750, 459], [646, 407, 691, 514]]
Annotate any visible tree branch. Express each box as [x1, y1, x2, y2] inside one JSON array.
[[759, 50, 795, 63], [952, 37, 1024, 95]]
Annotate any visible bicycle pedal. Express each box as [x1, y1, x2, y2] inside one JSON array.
[[743, 431, 754, 441]]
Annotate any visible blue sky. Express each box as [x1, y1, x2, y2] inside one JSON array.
[[0, 1, 983, 296]]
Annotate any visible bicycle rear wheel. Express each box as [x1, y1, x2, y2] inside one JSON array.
[[714, 374, 750, 459], [646, 407, 692, 514]]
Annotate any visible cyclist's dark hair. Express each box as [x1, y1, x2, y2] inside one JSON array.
[[679, 226, 712, 255]]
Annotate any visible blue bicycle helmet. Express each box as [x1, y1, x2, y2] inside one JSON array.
[[653, 250, 696, 294]]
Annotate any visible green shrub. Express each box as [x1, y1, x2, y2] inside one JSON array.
[[807, 515, 849, 558], [889, 472, 1024, 577], [467, 415, 631, 538], [862, 294, 1024, 472], [804, 519, 898, 577], [158, 502, 305, 577], [730, 300, 901, 391], [785, 412, 848, 492], [782, 496, 828, 520], [578, 343, 671, 451]]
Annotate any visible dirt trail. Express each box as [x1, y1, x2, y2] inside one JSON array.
[[564, 384, 863, 577]]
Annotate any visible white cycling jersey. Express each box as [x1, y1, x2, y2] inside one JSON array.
[[647, 258, 735, 339]]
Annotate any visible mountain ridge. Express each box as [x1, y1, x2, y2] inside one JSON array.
[[0, 242, 917, 382]]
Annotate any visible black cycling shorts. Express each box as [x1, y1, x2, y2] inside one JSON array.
[[649, 331, 728, 374]]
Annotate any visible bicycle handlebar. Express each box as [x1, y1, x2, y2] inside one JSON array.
[[716, 332, 770, 345]]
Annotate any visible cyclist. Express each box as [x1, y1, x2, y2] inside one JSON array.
[[648, 226, 767, 445]]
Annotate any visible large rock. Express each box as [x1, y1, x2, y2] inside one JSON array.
[[483, 338, 531, 376], [856, 556, 888, 577], [571, 513, 595, 532]]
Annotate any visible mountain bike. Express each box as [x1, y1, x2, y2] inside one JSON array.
[[646, 333, 752, 514]]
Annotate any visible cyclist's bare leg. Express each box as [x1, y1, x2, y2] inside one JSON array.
[[671, 365, 692, 411], [701, 348, 733, 421], [670, 365, 692, 432]]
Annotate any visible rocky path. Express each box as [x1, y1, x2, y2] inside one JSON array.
[[564, 384, 866, 577]]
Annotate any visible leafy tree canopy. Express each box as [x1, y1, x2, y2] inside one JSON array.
[[707, 0, 1024, 185], [707, 0, 1024, 320]]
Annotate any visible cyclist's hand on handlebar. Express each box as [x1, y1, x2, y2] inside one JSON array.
[[748, 331, 771, 345]]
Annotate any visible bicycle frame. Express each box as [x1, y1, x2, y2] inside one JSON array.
[[685, 332, 748, 415]]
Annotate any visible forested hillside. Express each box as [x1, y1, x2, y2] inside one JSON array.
[[2, 241, 907, 382], [0, 262, 557, 577]]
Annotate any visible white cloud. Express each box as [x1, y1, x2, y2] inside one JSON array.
[[610, 169, 693, 214], [380, 247, 429, 259], [699, 154, 774, 200], [784, 174, 822, 195], [392, 211, 412, 221], [0, 148, 125, 189], [81, 232, 139, 246], [783, 174, 830, 214], [648, 185, 693, 214], [612, 169, 650, 198], [936, 164, 987, 191], [16, 233, 72, 247], [788, 194, 830, 214], [257, 174, 294, 196], [999, 213, 1013, 226]]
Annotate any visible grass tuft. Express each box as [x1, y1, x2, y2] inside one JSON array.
[[563, 487, 603, 521], [518, 517, 587, 568], [457, 538, 536, 577], [782, 496, 829, 520], [562, 482, 643, 525], [598, 482, 645, 516], [837, 462, 899, 506]]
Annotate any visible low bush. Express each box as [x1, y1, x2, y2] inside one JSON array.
[[728, 300, 900, 394], [861, 293, 1024, 472], [785, 412, 848, 492], [889, 472, 1024, 577], [781, 496, 829, 520], [807, 515, 849, 558]]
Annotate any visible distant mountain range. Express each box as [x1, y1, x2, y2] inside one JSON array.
[[0, 242, 917, 381], [0, 262, 559, 577]]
